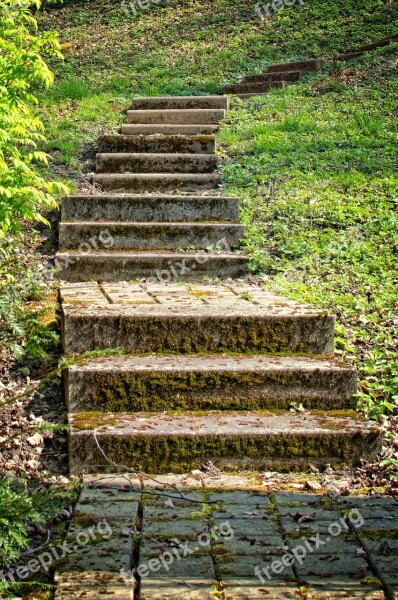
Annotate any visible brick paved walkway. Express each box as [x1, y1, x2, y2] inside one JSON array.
[[55, 474, 398, 599]]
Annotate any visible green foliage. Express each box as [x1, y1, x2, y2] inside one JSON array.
[[0, 240, 59, 358], [0, 477, 44, 567], [0, 0, 67, 237]]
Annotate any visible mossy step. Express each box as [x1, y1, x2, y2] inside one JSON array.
[[59, 222, 244, 251], [131, 95, 229, 110], [266, 59, 327, 73], [66, 354, 357, 413], [55, 250, 248, 282], [127, 109, 225, 125], [121, 124, 217, 135], [61, 194, 240, 223], [60, 281, 334, 354], [98, 134, 216, 154], [224, 81, 285, 95], [93, 172, 220, 192], [95, 153, 219, 174], [243, 70, 303, 84], [68, 410, 381, 474]]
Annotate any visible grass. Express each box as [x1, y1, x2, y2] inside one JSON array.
[[36, 0, 398, 174]]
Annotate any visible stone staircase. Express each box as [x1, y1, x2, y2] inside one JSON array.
[[222, 33, 398, 99], [223, 59, 326, 98], [59, 95, 381, 475]]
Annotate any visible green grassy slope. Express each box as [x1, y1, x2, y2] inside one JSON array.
[[37, 0, 398, 423], [38, 0, 397, 172]]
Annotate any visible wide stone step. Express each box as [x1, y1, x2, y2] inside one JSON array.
[[98, 134, 216, 154], [121, 124, 217, 135], [95, 153, 219, 174], [68, 410, 381, 474], [61, 194, 239, 222], [59, 222, 244, 251], [243, 70, 303, 83], [55, 251, 248, 282], [127, 109, 225, 125], [224, 81, 285, 95], [266, 59, 327, 73], [93, 173, 220, 192], [66, 354, 357, 413], [60, 282, 334, 354], [131, 95, 229, 110]]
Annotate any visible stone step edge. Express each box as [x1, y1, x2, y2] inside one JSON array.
[[54, 251, 249, 282], [59, 220, 242, 226], [66, 354, 358, 412], [131, 94, 229, 107], [63, 194, 238, 200], [68, 410, 382, 473]]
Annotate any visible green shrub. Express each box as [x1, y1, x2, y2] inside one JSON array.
[[0, 0, 68, 238]]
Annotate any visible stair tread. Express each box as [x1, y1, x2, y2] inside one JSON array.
[[60, 281, 329, 317], [121, 125, 218, 134], [69, 410, 377, 435], [61, 220, 241, 226], [56, 250, 245, 256], [96, 152, 217, 157], [65, 194, 237, 200], [68, 353, 355, 373]]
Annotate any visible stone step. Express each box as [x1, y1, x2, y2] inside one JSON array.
[[266, 59, 327, 73], [121, 124, 217, 135], [93, 172, 220, 192], [224, 81, 285, 95], [68, 410, 381, 474], [95, 153, 219, 174], [127, 109, 225, 125], [131, 95, 229, 110], [55, 251, 248, 282], [237, 93, 269, 100], [59, 222, 244, 251], [66, 354, 357, 413], [98, 134, 216, 154], [61, 194, 240, 223], [243, 70, 303, 84], [60, 282, 334, 355]]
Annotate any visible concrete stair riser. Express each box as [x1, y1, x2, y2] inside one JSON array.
[[55, 252, 249, 282], [243, 70, 303, 83], [93, 173, 220, 192], [131, 95, 229, 110], [121, 124, 217, 135], [61, 195, 240, 223], [66, 355, 358, 413], [68, 411, 382, 474], [95, 153, 219, 174], [62, 312, 334, 355], [266, 59, 327, 73], [127, 109, 225, 125], [224, 81, 285, 95], [59, 222, 244, 251], [98, 134, 216, 154]]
